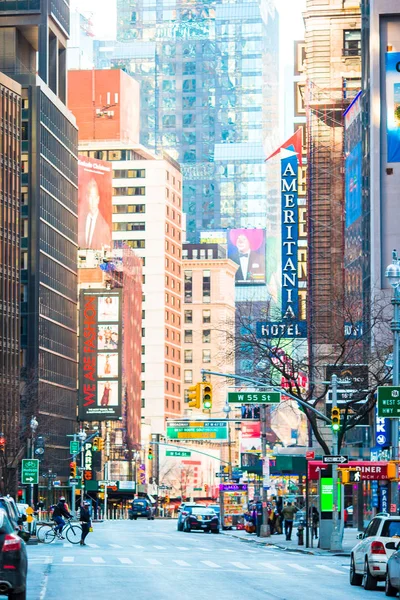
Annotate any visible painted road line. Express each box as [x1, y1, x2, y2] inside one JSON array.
[[315, 565, 346, 574], [231, 562, 251, 570], [91, 557, 105, 564], [197, 547, 212, 552], [154, 545, 166, 550], [109, 544, 123, 549], [173, 560, 191, 567], [287, 563, 311, 572], [118, 557, 133, 564], [221, 549, 236, 553], [132, 545, 144, 549], [201, 560, 221, 568], [176, 547, 189, 550], [259, 563, 284, 572], [145, 558, 162, 565], [62, 557, 74, 563], [86, 544, 100, 549]]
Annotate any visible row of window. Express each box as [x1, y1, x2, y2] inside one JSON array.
[[113, 169, 146, 179], [112, 222, 145, 232], [81, 149, 145, 162], [125, 240, 145, 249], [165, 380, 181, 394], [113, 187, 145, 196], [184, 350, 211, 364], [112, 204, 145, 214], [184, 270, 211, 304], [165, 398, 180, 411]]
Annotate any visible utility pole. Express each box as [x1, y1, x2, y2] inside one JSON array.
[[330, 374, 342, 551], [260, 404, 270, 537], [71, 433, 77, 514], [103, 421, 111, 521]]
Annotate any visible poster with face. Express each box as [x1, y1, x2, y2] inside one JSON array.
[[97, 353, 119, 378], [227, 229, 266, 285], [98, 296, 119, 322], [97, 381, 119, 407], [78, 156, 113, 250], [98, 325, 119, 350]]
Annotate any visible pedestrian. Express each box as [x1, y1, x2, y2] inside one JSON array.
[[282, 501, 299, 541], [80, 501, 92, 546], [267, 503, 275, 535], [311, 506, 319, 539], [254, 497, 263, 537], [52, 497, 72, 539]]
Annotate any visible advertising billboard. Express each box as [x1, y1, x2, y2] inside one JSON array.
[[240, 422, 261, 454], [386, 52, 400, 162], [79, 289, 122, 421], [78, 156, 113, 250], [227, 228, 266, 285]]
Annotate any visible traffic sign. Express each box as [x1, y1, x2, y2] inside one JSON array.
[[228, 391, 281, 404], [166, 421, 228, 440], [99, 480, 117, 486], [377, 386, 400, 417], [323, 455, 348, 464], [166, 450, 191, 457], [69, 478, 79, 485], [70, 441, 80, 454], [53, 480, 61, 487], [21, 459, 39, 485], [306, 451, 315, 460]]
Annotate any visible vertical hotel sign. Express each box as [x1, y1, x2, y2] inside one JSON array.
[[79, 289, 122, 421], [386, 52, 400, 162]]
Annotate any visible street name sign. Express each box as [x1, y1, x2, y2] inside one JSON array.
[[377, 386, 400, 417], [99, 480, 117, 486], [22, 459, 39, 484], [166, 450, 191, 457], [69, 478, 79, 485], [166, 421, 228, 440], [228, 391, 281, 404], [70, 441, 80, 454], [323, 455, 348, 464]]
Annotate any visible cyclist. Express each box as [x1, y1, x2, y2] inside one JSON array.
[[52, 497, 72, 539]]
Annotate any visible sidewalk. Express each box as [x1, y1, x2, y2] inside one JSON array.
[[221, 527, 359, 557]]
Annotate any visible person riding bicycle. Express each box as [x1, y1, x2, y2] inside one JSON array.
[[52, 497, 72, 539]]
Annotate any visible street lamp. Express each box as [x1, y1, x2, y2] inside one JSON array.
[[29, 417, 38, 506], [386, 249, 400, 511], [78, 429, 87, 507]]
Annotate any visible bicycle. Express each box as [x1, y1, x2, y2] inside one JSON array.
[[38, 519, 82, 544]]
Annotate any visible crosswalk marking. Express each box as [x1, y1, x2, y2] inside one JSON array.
[[91, 557, 105, 564], [315, 565, 345, 574], [197, 547, 212, 552], [244, 550, 257, 554], [145, 558, 161, 565], [154, 545, 166, 550], [173, 560, 191, 567], [109, 544, 123, 549], [86, 544, 100, 549], [118, 558, 133, 564], [176, 546, 189, 550], [231, 562, 251, 570], [259, 563, 284, 572], [63, 543, 71, 548], [221, 549, 236, 553], [132, 545, 144, 549], [201, 560, 221, 568], [287, 563, 310, 572], [62, 557, 74, 563]]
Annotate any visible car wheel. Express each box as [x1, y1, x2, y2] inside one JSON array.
[[349, 555, 362, 586], [362, 558, 378, 591], [212, 529, 220, 534], [385, 570, 398, 597], [8, 590, 26, 600], [177, 522, 183, 532], [133, 517, 137, 521], [184, 522, 190, 533]]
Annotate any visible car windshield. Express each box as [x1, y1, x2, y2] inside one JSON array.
[[381, 520, 400, 538], [209, 505, 220, 513], [192, 507, 215, 515]]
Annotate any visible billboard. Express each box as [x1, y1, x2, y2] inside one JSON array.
[[386, 52, 400, 162], [79, 289, 122, 421], [227, 228, 266, 285], [200, 230, 227, 245], [240, 422, 261, 454], [78, 156, 113, 250]]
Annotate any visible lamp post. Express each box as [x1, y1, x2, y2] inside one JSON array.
[[386, 249, 400, 511], [78, 429, 87, 508], [29, 417, 38, 506]]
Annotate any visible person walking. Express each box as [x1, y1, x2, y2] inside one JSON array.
[[52, 497, 72, 539], [282, 501, 299, 541], [311, 506, 319, 539], [79, 501, 92, 546]]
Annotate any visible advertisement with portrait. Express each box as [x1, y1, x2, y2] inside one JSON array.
[[386, 52, 400, 162], [79, 289, 122, 420], [78, 156, 113, 250], [227, 228, 266, 285], [240, 422, 261, 454]]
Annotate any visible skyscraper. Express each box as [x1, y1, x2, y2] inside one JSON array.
[[95, 0, 279, 239], [0, 0, 79, 480]]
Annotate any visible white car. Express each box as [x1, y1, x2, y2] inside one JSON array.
[[350, 513, 400, 590]]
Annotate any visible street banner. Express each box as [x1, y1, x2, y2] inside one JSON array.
[[386, 53, 400, 162]]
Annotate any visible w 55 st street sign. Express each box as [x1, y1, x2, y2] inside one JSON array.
[[228, 391, 281, 404]]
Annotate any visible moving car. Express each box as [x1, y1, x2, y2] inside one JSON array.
[[128, 499, 155, 520], [182, 507, 220, 533], [0, 498, 26, 532], [177, 503, 199, 532], [0, 508, 28, 600], [350, 513, 400, 590]]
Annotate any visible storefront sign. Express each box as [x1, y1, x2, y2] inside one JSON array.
[[219, 484, 248, 491], [380, 485, 389, 513], [309, 461, 390, 480], [375, 405, 391, 447], [84, 442, 93, 481]]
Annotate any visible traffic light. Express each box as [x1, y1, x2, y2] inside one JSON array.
[[388, 462, 397, 481], [204, 484, 209, 493], [148, 447, 153, 460], [97, 438, 105, 451], [165, 495, 170, 504], [92, 438, 98, 451], [331, 406, 341, 432], [202, 382, 213, 411], [69, 462, 76, 478], [188, 383, 200, 409]]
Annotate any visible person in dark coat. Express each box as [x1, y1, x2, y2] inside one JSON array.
[[52, 497, 72, 538], [80, 501, 92, 546]]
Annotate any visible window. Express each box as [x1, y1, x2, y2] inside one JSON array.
[[126, 240, 145, 249], [112, 222, 145, 231], [203, 270, 211, 303], [141, 398, 145, 408], [112, 204, 145, 214], [381, 520, 400, 538], [113, 169, 146, 178], [343, 29, 361, 57], [203, 329, 211, 343], [184, 310, 192, 323], [184, 350, 193, 363], [184, 330, 193, 343], [163, 114, 176, 128], [184, 270, 193, 303], [113, 187, 145, 196], [364, 519, 381, 538], [202, 350, 211, 363], [184, 370, 193, 383], [203, 310, 211, 324]]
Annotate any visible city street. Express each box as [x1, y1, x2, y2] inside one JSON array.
[[19, 520, 384, 600]]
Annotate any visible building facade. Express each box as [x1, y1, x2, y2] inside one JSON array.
[[94, 0, 279, 239], [0, 73, 21, 492]]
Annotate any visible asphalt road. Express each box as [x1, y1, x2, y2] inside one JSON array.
[[12, 520, 386, 600]]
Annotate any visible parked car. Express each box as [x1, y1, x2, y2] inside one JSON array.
[[385, 540, 400, 596], [177, 503, 199, 532], [182, 507, 220, 534], [0, 508, 28, 600], [128, 499, 155, 520], [207, 504, 221, 524], [0, 497, 26, 532], [350, 513, 400, 590]]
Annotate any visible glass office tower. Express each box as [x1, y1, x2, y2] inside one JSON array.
[[95, 0, 279, 239]]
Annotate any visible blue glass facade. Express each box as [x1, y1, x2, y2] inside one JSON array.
[[94, 0, 279, 240]]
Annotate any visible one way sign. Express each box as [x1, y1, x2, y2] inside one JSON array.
[[323, 455, 348, 464]]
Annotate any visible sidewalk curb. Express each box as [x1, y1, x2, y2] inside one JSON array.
[[221, 531, 351, 557]]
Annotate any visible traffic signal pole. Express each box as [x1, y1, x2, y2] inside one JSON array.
[[390, 280, 400, 512], [330, 375, 342, 551], [260, 404, 270, 538]]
